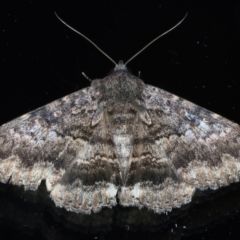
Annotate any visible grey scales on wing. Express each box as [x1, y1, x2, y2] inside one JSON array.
[[0, 66, 240, 214]]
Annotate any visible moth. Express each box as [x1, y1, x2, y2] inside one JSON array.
[[0, 14, 240, 215]]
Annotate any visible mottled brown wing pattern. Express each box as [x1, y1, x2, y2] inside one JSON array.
[[1, 67, 240, 215], [118, 84, 240, 213], [0, 86, 120, 214]]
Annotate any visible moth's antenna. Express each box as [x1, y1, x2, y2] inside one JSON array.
[[55, 12, 117, 66], [125, 13, 188, 66]]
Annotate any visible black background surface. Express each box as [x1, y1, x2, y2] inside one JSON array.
[[1, 0, 240, 239]]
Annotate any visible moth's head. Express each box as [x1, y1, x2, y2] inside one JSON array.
[[107, 60, 131, 74], [91, 61, 130, 86], [114, 61, 127, 71]]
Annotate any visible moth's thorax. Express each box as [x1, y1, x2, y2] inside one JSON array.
[[101, 70, 144, 135], [100, 70, 144, 101]]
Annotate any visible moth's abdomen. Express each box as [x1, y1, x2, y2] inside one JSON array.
[[113, 135, 132, 159], [112, 134, 133, 182], [109, 111, 137, 182]]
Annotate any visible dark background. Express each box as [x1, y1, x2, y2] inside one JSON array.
[[1, 0, 240, 239]]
